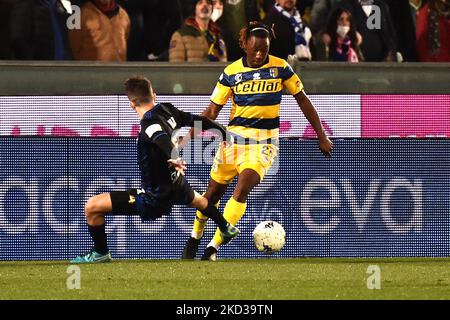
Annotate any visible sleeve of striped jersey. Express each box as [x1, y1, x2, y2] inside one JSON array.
[[281, 64, 304, 96], [210, 72, 232, 105]]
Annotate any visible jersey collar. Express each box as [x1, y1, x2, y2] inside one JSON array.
[[242, 54, 270, 69], [143, 103, 161, 120]]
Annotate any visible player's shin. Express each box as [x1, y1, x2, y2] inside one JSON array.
[[209, 197, 247, 248], [192, 210, 209, 239], [191, 200, 219, 239], [88, 224, 109, 254], [198, 203, 228, 232]]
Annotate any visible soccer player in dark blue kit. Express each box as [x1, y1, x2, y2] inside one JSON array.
[[71, 76, 239, 263]]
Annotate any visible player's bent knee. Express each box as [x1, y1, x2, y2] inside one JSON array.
[[84, 197, 100, 216]]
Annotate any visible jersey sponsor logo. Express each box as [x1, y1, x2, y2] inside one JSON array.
[[253, 72, 261, 80], [167, 117, 177, 129], [145, 124, 163, 139], [234, 79, 281, 94]]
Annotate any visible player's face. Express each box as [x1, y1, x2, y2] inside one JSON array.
[[245, 36, 270, 68]]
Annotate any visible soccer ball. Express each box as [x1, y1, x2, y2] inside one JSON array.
[[252, 221, 286, 254]]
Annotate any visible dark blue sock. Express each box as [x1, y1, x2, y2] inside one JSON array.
[[200, 203, 228, 232], [88, 224, 109, 254]]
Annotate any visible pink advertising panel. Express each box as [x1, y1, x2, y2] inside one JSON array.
[[361, 95, 450, 138]]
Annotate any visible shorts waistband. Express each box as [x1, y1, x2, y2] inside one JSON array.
[[232, 136, 279, 146]]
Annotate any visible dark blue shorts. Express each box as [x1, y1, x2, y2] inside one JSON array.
[[109, 175, 195, 221]]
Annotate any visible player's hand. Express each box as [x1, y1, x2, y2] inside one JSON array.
[[318, 136, 333, 157], [176, 136, 188, 149], [222, 132, 234, 147], [167, 158, 187, 176]]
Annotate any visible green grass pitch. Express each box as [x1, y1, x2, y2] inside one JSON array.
[[1, 258, 450, 300]]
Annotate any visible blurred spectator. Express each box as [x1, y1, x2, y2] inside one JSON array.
[[121, 0, 182, 61], [260, 0, 314, 20], [211, 0, 224, 22], [310, 0, 342, 34], [263, 0, 312, 60], [169, 0, 227, 62], [296, 0, 315, 24], [69, 0, 130, 61], [384, 0, 426, 61], [310, 0, 342, 60], [10, 0, 72, 60], [260, 0, 275, 13], [320, 7, 363, 61], [0, 0, 15, 59], [416, 0, 450, 62], [340, 0, 400, 62], [215, 0, 260, 61]]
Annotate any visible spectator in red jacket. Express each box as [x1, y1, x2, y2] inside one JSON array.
[[416, 0, 450, 62]]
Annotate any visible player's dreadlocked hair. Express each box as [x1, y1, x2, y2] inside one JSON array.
[[124, 76, 153, 106], [238, 21, 275, 50]]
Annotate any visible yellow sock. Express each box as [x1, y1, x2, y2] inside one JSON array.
[[191, 200, 220, 239], [209, 197, 247, 249]]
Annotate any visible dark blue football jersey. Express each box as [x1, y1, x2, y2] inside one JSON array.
[[137, 102, 227, 196]]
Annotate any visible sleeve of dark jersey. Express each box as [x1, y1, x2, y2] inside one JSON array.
[[142, 122, 179, 160], [152, 132, 179, 160], [191, 114, 229, 143], [170, 105, 229, 143]]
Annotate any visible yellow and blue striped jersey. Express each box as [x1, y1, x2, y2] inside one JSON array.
[[210, 54, 303, 141]]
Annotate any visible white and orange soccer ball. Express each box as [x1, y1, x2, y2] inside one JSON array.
[[252, 221, 286, 254]]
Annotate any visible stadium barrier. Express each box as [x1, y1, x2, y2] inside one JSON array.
[[1, 61, 450, 95]]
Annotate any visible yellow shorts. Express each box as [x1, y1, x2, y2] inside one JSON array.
[[210, 143, 279, 185]]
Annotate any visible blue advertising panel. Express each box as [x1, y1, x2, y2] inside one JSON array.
[[0, 138, 448, 260]]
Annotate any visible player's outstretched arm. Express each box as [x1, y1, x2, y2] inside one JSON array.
[[191, 114, 231, 145], [178, 102, 224, 148], [294, 90, 333, 157]]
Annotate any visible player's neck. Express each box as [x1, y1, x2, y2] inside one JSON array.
[[136, 102, 156, 119]]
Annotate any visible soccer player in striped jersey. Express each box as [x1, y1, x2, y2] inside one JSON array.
[[181, 22, 333, 261]]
